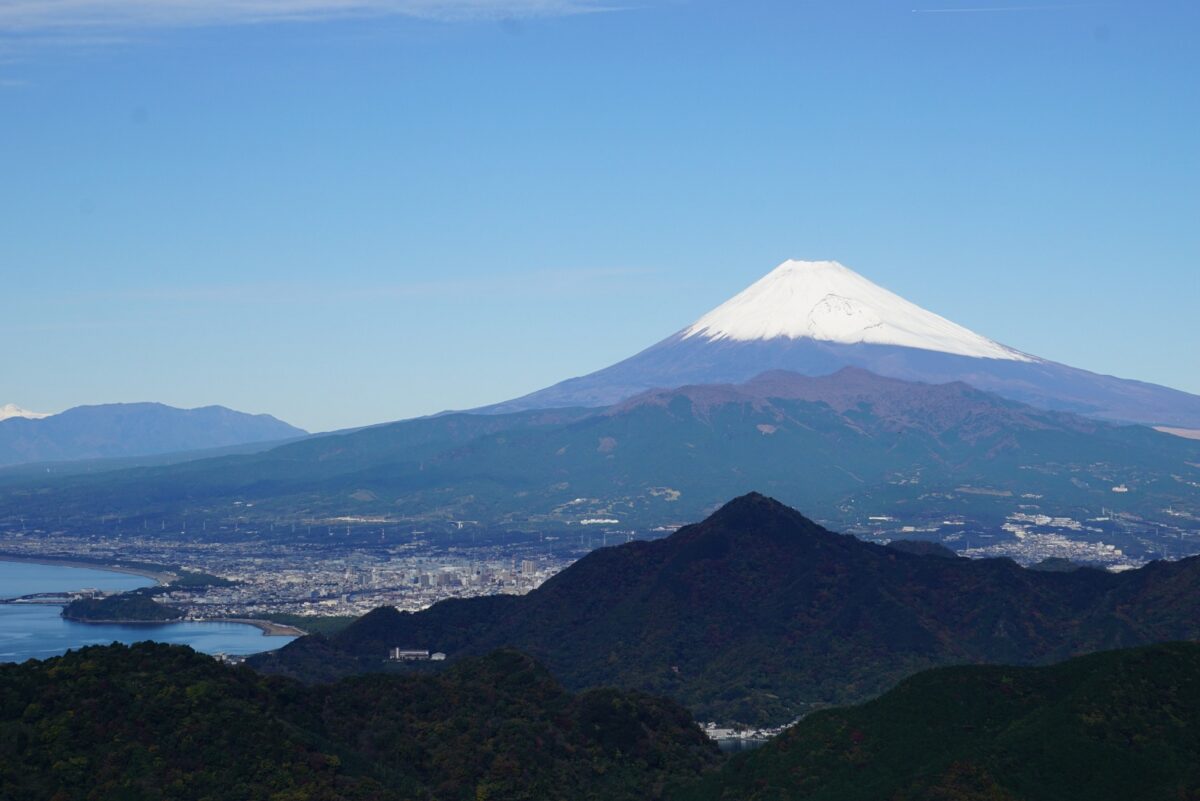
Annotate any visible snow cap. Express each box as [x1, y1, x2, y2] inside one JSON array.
[[0, 404, 51, 421], [682, 259, 1030, 361]]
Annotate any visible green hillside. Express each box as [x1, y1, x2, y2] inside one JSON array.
[[61, 590, 184, 622], [0, 642, 718, 801], [678, 643, 1200, 801]]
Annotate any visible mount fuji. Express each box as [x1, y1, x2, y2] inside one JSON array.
[[488, 259, 1200, 429]]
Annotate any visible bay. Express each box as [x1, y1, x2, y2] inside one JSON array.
[[0, 560, 294, 663], [0, 559, 154, 599]]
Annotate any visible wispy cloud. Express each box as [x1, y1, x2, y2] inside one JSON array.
[[0, 0, 620, 32]]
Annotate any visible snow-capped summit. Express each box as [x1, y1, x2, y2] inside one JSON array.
[[0, 403, 50, 422], [683, 259, 1031, 361], [481, 258, 1200, 429]]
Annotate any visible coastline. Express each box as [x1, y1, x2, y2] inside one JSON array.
[[0, 558, 303, 637], [58, 612, 303, 636], [0, 555, 176, 585], [205, 617, 306, 636], [60, 615, 178, 626]]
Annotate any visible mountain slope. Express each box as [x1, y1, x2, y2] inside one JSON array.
[[487, 259, 1200, 428], [0, 402, 307, 466], [3, 371, 1195, 551], [250, 494, 1200, 725], [0, 642, 719, 801], [678, 643, 1200, 801], [0, 435, 312, 484], [0, 405, 594, 526]]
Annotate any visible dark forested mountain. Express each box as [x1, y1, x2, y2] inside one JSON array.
[[486, 260, 1200, 429], [0, 642, 718, 801], [251, 494, 1200, 725], [678, 643, 1200, 801], [6, 641, 1197, 801], [0, 402, 305, 467], [2, 370, 1196, 553]]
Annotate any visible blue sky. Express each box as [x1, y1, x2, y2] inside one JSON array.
[[1, 0, 1197, 432]]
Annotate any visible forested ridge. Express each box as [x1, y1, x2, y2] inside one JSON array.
[[676, 643, 1200, 801], [0, 642, 718, 801]]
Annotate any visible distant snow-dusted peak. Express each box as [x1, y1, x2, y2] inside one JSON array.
[[0, 403, 51, 421], [682, 259, 1032, 362]]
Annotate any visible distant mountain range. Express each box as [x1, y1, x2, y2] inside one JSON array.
[[3, 370, 1195, 557], [487, 260, 1200, 429], [250, 494, 1200, 726], [3, 259, 1195, 550], [0, 402, 306, 467], [679, 642, 1200, 801]]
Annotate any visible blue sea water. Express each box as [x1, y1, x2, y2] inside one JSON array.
[[0, 560, 154, 599], [0, 560, 294, 663]]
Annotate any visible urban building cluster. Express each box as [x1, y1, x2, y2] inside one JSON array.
[[0, 528, 573, 619], [2, 485, 1194, 625]]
